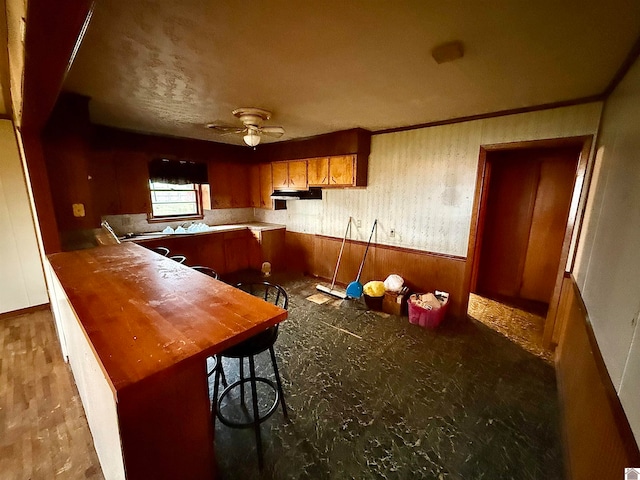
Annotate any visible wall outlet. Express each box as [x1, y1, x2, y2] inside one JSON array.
[[390, 228, 395, 237], [72, 203, 85, 217], [122, 216, 133, 227], [356, 219, 362, 228]]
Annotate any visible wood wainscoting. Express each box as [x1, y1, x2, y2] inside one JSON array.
[[555, 274, 640, 479], [285, 231, 467, 319]]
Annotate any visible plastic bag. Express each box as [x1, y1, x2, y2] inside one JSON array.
[[363, 281, 385, 297], [383, 274, 404, 293]]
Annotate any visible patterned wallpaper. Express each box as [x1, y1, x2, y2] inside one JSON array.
[[260, 102, 603, 257]]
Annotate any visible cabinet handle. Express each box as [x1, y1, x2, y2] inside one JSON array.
[[331, 176, 336, 184], [290, 178, 295, 185], [322, 176, 327, 183]]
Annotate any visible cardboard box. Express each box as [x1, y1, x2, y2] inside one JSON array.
[[382, 289, 408, 316]]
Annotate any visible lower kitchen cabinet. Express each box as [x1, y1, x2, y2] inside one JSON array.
[[136, 227, 284, 275]]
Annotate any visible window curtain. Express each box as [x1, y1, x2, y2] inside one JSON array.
[[148, 158, 208, 185]]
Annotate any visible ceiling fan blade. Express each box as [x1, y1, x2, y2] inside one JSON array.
[[205, 123, 245, 135], [259, 126, 285, 138]]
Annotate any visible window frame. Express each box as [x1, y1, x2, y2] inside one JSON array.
[[147, 181, 207, 222]]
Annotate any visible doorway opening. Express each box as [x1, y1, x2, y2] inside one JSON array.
[[465, 137, 592, 360]]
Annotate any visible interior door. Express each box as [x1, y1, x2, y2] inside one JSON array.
[[475, 146, 579, 305]]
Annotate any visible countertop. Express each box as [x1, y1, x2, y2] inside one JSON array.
[[121, 221, 285, 242], [47, 242, 287, 392]]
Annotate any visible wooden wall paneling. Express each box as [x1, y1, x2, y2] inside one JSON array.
[[556, 276, 640, 480], [44, 134, 97, 231], [520, 151, 577, 302], [228, 163, 250, 207], [16, 130, 61, 252], [209, 162, 250, 209], [21, 2, 94, 132], [290, 232, 467, 319], [114, 153, 151, 215], [307, 157, 329, 186], [89, 150, 120, 219], [284, 231, 315, 274]]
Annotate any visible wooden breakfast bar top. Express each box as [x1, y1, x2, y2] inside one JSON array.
[[46, 242, 287, 479], [48, 242, 287, 392]]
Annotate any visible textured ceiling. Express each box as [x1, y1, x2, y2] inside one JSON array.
[[64, 0, 640, 145]]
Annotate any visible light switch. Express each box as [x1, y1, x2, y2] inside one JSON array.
[[72, 203, 85, 217]]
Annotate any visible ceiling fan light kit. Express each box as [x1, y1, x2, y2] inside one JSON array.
[[243, 128, 261, 147], [206, 107, 285, 147]]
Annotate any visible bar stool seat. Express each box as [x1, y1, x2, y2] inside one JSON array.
[[211, 282, 288, 469]]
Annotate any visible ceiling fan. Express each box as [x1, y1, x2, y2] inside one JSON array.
[[206, 107, 285, 147]]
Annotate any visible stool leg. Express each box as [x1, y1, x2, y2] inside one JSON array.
[[269, 346, 288, 419], [219, 358, 228, 388], [248, 355, 264, 469], [212, 356, 222, 427], [239, 358, 245, 407]]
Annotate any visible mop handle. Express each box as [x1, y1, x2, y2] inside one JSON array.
[[355, 219, 377, 282], [330, 217, 351, 289]]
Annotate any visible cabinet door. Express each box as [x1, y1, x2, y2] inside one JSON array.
[[271, 162, 289, 189], [249, 164, 261, 208], [307, 157, 329, 186], [259, 163, 273, 209], [224, 230, 251, 272], [329, 155, 355, 186], [287, 160, 308, 190]]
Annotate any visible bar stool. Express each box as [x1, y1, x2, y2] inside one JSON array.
[[151, 246, 170, 256], [190, 265, 226, 385], [212, 282, 289, 469], [169, 255, 187, 264], [190, 266, 220, 279]]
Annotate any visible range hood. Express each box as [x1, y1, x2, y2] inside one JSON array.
[[271, 187, 323, 200]]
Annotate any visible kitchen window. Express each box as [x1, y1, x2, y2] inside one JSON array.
[[149, 181, 204, 218], [148, 158, 210, 219]]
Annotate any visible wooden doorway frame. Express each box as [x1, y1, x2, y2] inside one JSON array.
[[462, 135, 593, 349]]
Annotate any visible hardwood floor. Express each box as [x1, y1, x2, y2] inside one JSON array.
[[467, 293, 553, 363], [0, 309, 103, 480]]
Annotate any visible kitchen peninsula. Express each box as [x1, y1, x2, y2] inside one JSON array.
[[46, 242, 287, 479]]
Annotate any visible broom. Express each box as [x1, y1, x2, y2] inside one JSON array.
[[316, 217, 351, 299]]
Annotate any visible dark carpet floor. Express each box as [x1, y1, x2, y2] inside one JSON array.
[[211, 273, 563, 480]]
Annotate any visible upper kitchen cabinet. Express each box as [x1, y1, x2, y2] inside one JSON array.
[[208, 162, 251, 208], [272, 160, 308, 190], [307, 155, 361, 187], [257, 128, 371, 188], [307, 157, 329, 185]]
